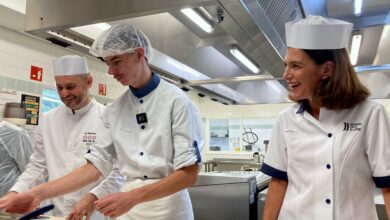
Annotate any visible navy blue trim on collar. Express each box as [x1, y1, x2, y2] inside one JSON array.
[[296, 100, 310, 114], [260, 163, 288, 181], [129, 73, 160, 98], [373, 176, 390, 188]]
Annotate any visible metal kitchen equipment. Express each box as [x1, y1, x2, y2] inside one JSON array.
[[263, 140, 269, 153], [188, 171, 270, 220]]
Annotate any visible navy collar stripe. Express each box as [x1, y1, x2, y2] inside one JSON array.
[[129, 73, 160, 98], [296, 100, 309, 114]]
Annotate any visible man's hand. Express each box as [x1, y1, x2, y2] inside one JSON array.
[[0, 191, 18, 201], [67, 193, 98, 220], [95, 191, 140, 218], [0, 191, 41, 213]]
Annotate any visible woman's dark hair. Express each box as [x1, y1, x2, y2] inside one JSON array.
[[303, 48, 370, 110]]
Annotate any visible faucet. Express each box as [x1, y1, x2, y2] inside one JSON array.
[[253, 152, 265, 164]]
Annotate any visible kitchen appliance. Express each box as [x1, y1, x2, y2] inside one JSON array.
[[188, 171, 270, 220], [2, 102, 27, 126]]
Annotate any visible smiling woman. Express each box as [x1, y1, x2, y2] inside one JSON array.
[[260, 15, 390, 220]]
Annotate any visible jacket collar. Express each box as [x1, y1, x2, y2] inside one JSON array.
[[65, 98, 96, 115], [296, 99, 310, 114], [129, 73, 160, 98]]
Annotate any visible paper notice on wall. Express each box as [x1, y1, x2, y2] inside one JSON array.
[[21, 94, 40, 125], [0, 88, 20, 119]]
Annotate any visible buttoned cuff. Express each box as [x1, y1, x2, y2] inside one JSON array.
[[260, 163, 288, 181]]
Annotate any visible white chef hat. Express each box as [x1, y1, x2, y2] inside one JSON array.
[[53, 55, 89, 76], [285, 15, 353, 49]]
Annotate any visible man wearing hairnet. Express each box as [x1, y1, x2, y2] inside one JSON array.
[[0, 120, 32, 197], [0, 55, 124, 220], [0, 25, 204, 220]]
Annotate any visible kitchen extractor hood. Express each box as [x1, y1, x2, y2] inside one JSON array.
[[24, 0, 305, 104]]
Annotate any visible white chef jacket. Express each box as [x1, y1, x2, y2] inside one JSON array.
[[11, 99, 124, 219], [261, 100, 390, 220], [86, 74, 204, 220], [0, 121, 33, 197]]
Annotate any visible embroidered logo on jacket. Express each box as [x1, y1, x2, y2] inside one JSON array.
[[343, 122, 362, 131], [83, 132, 97, 147]]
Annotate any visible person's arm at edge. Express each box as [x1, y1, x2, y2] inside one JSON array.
[[382, 188, 390, 219], [262, 177, 288, 220], [0, 162, 102, 213], [9, 126, 48, 193]]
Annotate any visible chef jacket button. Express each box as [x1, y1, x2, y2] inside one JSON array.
[[140, 152, 144, 156], [140, 99, 144, 104], [141, 125, 145, 129], [326, 199, 331, 204], [326, 164, 331, 169], [327, 133, 332, 138], [143, 175, 148, 179]]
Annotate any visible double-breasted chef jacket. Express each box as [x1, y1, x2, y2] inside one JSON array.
[[11, 99, 124, 219], [86, 73, 204, 220], [261, 100, 390, 220]]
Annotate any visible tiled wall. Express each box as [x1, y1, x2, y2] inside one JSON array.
[[0, 25, 126, 101]]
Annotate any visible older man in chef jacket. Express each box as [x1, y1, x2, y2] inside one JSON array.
[[2, 55, 124, 219]]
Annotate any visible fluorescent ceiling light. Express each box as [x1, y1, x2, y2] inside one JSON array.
[[0, 0, 26, 14], [350, 34, 362, 65], [181, 8, 213, 33], [354, 0, 363, 16], [229, 48, 260, 73], [70, 23, 111, 39]]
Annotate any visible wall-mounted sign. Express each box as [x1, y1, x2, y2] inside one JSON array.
[[98, 83, 107, 96], [30, 65, 43, 82], [21, 94, 40, 125]]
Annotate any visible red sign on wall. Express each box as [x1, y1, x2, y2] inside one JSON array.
[[30, 65, 43, 82], [98, 83, 107, 96]]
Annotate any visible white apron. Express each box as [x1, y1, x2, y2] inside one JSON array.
[[118, 179, 194, 220]]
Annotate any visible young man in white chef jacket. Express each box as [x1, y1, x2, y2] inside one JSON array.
[[1, 55, 124, 219], [0, 25, 204, 220]]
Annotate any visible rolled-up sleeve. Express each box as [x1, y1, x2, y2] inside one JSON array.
[[89, 162, 124, 199], [172, 99, 204, 171], [85, 113, 118, 178]]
